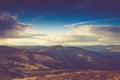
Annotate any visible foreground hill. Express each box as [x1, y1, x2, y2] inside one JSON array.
[[0, 46, 32, 79], [15, 71, 120, 80]]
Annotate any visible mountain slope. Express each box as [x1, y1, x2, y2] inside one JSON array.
[[36, 45, 120, 70]]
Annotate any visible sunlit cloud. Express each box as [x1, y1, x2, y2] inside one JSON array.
[[69, 25, 120, 45]]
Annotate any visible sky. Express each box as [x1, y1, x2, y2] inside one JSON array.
[[0, 0, 120, 46]]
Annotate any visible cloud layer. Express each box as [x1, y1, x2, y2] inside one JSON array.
[[30, 25, 120, 46], [0, 13, 120, 46]]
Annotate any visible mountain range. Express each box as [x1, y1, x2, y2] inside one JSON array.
[[0, 45, 120, 80]]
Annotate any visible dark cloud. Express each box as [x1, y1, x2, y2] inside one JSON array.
[[0, 12, 32, 38]]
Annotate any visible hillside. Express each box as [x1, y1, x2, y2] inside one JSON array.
[[36, 45, 120, 70]]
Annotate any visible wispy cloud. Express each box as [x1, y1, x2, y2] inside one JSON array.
[[64, 21, 96, 28], [64, 18, 117, 29]]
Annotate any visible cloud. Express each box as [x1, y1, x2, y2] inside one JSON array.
[[45, 34, 98, 43], [42, 25, 120, 46], [70, 25, 120, 45], [64, 21, 96, 28], [1, 25, 120, 46], [71, 25, 120, 39], [0, 12, 32, 38], [41, 25, 120, 46]]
